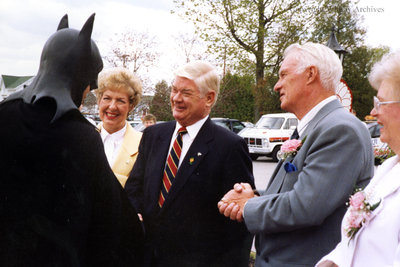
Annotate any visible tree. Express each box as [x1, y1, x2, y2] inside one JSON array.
[[174, 33, 209, 63], [172, 0, 317, 120], [172, 0, 316, 85], [343, 45, 390, 120], [149, 80, 174, 121], [211, 73, 255, 122], [309, 0, 366, 49], [104, 30, 159, 74]]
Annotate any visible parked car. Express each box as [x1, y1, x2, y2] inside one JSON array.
[[128, 120, 142, 128], [211, 118, 246, 134], [242, 121, 254, 128], [239, 113, 298, 161], [367, 122, 386, 149]]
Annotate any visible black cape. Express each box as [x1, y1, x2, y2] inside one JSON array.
[[0, 99, 144, 266]]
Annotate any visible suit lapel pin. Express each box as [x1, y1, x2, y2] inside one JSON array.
[[197, 152, 202, 156], [189, 157, 195, 165]]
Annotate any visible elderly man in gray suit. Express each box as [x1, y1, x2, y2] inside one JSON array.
[[218, 42, 374, 267]]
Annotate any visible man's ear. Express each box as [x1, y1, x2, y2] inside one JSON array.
[[205, 90, 216, 107], [306, 66, 318, 85]]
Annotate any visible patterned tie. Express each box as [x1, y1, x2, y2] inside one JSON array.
[[158, 127, 187, 207]]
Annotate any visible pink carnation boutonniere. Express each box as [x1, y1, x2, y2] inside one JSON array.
[[344, 189, 381, 243], [279, 137, 306, 160]]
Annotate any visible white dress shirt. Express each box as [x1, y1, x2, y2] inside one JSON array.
[[100, 122, 127, 167], [297, 95, 337, 137], [166, 116, 208, 168]]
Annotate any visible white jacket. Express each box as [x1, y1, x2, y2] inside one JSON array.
[[317, 155, 400, 267]]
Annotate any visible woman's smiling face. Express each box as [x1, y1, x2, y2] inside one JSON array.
[[98, 88, 132, 133]]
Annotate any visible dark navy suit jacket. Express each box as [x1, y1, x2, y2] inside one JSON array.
[[125, 118, 255, 267]]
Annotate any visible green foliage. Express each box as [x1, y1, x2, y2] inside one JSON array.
[[343, 46, 390, 120], [309, 0, 366, 49], [211, 73, 255, 122], [172, 0, 316, 82], [255, 73, 282, 117], [149, 80, 174, 121]]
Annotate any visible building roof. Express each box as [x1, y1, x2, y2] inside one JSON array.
[[2, 75, 34, 89]]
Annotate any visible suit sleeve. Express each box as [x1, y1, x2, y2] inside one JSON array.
[[244, 123, 373, 234]]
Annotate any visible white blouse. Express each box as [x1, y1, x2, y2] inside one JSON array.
[[100, 123, 127, 167]]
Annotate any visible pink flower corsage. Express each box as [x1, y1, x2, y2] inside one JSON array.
[[344, 189, 380, 242], [280, 137, 305, 160]]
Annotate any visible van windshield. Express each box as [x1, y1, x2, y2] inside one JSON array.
[[256, 117, 284, 129]]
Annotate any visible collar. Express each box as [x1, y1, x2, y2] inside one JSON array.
[[175, 115, 209, 141], [297, 95, 337, 136], [100, 122, 127, 142]]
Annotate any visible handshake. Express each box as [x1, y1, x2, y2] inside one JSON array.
[[218, 182, 257, 222]]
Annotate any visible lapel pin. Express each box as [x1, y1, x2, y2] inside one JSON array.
[[197, 152, 202, 156], [189, 157, 194, 165]]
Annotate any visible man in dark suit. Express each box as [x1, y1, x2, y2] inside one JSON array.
[[125, 61, 255, 266], [218, 43, 374, 267]]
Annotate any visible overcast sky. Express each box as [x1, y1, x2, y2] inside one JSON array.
[[0, 0, 398, 83]]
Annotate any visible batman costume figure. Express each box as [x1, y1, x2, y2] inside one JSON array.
[[0, 14, 144, 266]]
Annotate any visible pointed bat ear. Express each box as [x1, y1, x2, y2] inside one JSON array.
[[79, 13, 95, 40], [57, 14, 69, 31]]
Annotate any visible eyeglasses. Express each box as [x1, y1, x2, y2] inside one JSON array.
[[373, 96, 400, 112]]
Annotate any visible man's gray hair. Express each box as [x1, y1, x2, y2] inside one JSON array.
[[284, 42, 343, 92]]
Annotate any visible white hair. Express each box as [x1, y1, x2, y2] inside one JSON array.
[[369, 50, 400, 98], [174, 61, 220, 105], [284, 42, 343, 92]]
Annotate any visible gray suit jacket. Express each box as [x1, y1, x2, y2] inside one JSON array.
[[244, 100, 374, 267]]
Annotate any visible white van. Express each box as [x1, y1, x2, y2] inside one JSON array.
[[239, 113, 298, 161]]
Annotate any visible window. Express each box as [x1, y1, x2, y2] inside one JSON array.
[[256, 117, 285, 129]]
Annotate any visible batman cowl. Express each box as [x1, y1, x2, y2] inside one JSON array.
[[4, 13, 103, 122]]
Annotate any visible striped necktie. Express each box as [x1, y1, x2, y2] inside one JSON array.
[[158, 127, 187, 207]]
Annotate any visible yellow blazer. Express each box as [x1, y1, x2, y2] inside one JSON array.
[[98, 123, 142, 187]]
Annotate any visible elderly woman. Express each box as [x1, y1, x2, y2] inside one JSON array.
[[317, 51, 400, 267], [96, 67, 142, 187]]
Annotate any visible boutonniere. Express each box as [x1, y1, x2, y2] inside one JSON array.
[[344, 188, 381, 243], [279, 137, 306, 160], [189, 157, 194, 165]]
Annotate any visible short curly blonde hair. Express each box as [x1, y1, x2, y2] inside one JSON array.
[[96, 67, 142, 107]]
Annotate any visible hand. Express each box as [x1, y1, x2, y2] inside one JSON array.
[[317, 260, 338, 267], [218, 183, 255, 222]]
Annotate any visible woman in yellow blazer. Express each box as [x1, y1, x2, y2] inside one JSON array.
[[95, 67, 142, 187]]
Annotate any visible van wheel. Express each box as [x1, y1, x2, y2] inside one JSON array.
[[271, 146, 281, 162], [250, 154, 259, 161]]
